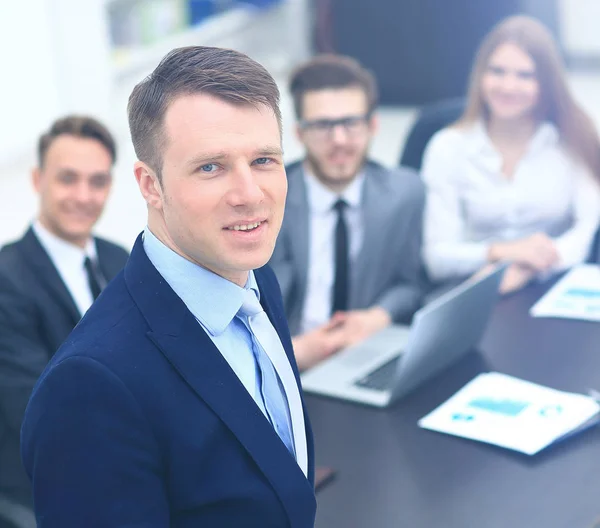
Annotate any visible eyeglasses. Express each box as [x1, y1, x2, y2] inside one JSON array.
[[299, 114, 371, 140]]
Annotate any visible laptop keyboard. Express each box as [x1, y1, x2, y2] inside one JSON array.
[[353, 356, 401, 391]]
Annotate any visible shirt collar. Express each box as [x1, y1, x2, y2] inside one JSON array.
[[142, 227, 254, 336], [303, 165, 365, 214], [467, 120, 559, 158], [32, 220, 97, 268], [528, 121, 559, 153]]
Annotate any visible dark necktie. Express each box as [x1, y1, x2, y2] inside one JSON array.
[[332, 199, 349, 315], [84, 257, 104, 300]]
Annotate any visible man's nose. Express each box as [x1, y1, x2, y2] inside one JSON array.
[[74, 181, 94, 203], [228, 166, 265, 206], [330, 123, 351, 144]]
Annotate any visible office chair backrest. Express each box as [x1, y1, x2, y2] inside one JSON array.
[[587, 226, 600, 264], [399, 98, 466, 171]]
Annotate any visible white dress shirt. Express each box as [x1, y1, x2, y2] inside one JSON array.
[[33, 221, 99, 316], [300, 169, 365, 333], [422, 122, 600, 281]]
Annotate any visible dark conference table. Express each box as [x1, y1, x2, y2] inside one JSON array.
[[306, 282, 600, 528]]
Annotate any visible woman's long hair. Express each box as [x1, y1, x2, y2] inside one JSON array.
[[457, 15, 600, 179]]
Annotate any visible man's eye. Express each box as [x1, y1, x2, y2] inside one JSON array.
[[59, 175, 76, 184], [254, 158, 272, 165], [343, 118, 362, 128], [90, 176, 110, 188], [314, 121, 332, 130], [200, 164, 217, 173]]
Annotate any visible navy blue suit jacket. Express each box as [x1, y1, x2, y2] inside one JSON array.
[[21, 235, 316, 527]]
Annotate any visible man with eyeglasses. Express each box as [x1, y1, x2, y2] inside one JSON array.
[[270, 54, 425, 370]]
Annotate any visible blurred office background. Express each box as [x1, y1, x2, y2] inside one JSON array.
[[1, 0, 600, 249]]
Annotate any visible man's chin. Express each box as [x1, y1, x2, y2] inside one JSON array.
[[59, 226, 94, 244], [321, 170, 358, 187], [213, 255, 272, 284], [220, 243, 275, 271], [240, 251, 273, 272], [325, 158, 365, 179], [306, 152, 367, 188]]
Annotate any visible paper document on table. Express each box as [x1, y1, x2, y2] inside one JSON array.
[[530, 264, 600, 322], [418, 372, 600, 455]]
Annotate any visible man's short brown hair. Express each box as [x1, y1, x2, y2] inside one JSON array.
[[127, 46, 282, 182], [289, 54, 378, 120], [38, 115, 117, 167]]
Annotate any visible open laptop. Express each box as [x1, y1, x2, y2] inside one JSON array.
[[301, 263, 507, 407]]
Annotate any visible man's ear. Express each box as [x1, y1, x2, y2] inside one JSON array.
[[134, 162, 164, 210], [368, 112, 379, 135], [32, 167, 42, 193], [295, 122, 304, 143]]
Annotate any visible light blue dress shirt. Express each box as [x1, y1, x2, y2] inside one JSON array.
[[142, 228, 267, 415]]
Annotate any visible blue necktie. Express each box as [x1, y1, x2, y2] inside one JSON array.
[[238, 289, 296, 457]]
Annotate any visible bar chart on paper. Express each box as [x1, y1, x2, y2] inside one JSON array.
[[467, 397, 529, 416], [418, 372, 600, 455], [530, 265, 600, 322]]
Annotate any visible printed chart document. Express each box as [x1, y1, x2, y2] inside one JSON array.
[[418, 372, 600, 455], [530, 264, 600, 322]]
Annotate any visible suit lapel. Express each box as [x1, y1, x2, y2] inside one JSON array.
[[124, 237, 315, 528], [19, 227, 81, 323], [284, 166, 310, 330], [255, 268, 310, 480], [351, 167, 393, 307]]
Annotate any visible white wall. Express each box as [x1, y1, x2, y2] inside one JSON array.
[[0, 0, 61, 166], [50, 0, 113, 121], [0, 0, 113, 168], [559, 0, 600, 54]]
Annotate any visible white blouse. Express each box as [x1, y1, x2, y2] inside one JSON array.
[[422, 122, 600, 281]]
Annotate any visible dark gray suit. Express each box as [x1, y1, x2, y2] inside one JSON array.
[[0, 228, 128, 523], [270, 162, 425, 335]]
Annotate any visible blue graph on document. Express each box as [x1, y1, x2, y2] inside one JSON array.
[[467, 397, 529, 417]]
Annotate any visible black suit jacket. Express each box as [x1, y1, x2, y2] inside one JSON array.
[[0, 227, 128, 507]]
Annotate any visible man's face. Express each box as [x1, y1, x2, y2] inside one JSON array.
[[137, 94, 287, 287], [33, 135, 113, 247], [297, 87, 376, 190]]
